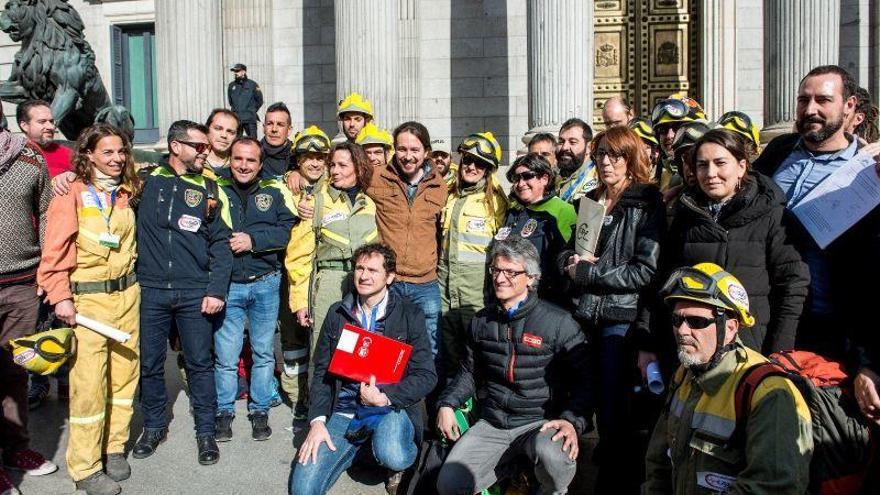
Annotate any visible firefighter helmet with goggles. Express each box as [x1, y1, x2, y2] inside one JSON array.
[[716, 111, 761, 150], [651, 95, 707, 127], [457, 132, 502, 169], [355, 122, 393, 150], [661, 262, 755, 328], [337, 93, 374, 119], [9, 327, 75, 375], [293, 126, 331, 155], [628, 117, 659, 146]]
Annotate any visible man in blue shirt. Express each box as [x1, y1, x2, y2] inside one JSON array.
[[754, 65, 880, 427]]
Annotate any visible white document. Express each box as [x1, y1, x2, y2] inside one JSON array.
[[574, 197, 605, 257], [75, 314, 131, 343], [791, 151, 880, 249]]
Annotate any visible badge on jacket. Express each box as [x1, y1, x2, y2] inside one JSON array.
[[520, 219, 538, 237], [494, 226, 511, 241], [697, 472, 736, 492], [467, 218, 486, 232], [255, 193, 273, 212], [178, 214, 202, 232], [184, 189, 203, 208], [522, 333, 543, 348]]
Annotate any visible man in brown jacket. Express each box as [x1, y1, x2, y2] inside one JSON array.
[[370, 121, 447, 374]]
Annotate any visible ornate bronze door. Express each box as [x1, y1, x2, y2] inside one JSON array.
[[593, 0, 700, 129]]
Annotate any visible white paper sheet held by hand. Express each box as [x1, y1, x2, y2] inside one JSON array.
[[791, 151, 880, 249]]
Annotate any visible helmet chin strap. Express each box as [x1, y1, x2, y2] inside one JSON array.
[[688, 309, 734, 373]]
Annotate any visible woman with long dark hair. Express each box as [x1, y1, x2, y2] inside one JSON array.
[[38, 123, 141, 494]]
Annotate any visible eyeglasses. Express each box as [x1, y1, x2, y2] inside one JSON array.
[[461, 155, 490, 169], [671, 313, 715, 330], [593, 149, 625, 163], [177, 140, 210, 154], [510, 171, 538, 183], [489, 266, 527, 279]]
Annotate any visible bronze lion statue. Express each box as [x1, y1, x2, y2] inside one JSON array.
[[0, 0, 113, 140]]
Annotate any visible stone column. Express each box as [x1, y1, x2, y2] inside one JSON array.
[[763, 0, 840, 135], [156, 0, 225, 137], [700, 0, 737, 118], [526, 0, 593, 134], [397, 0, 420, 123], [335, 0, 399, 129], [223, 0, 275, 108]]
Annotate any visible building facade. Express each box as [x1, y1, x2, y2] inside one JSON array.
[[0, 0, 877, 162]]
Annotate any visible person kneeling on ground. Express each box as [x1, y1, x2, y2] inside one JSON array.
[[435, 237, 593, 495], [643, 263, 812, 494], [291, 243, 437, 495]]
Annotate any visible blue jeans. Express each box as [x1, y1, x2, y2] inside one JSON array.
[[214, 272, 281, 414], [290, 410, 417, 495], [391, 280, 441, 374], [139, 287, 217, 436]]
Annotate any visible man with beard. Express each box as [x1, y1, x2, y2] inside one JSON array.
[[334, 92, 374, 144], [644, 263, 812, 495], [133, 120, 233, 466], [555, 118, 599, 203], [227, 63, 263, 138], [204, 108, 241, 174], [754, 65, 880, 410], [260, 102, 296, 179]]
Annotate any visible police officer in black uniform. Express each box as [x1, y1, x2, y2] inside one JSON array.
[[227, 63, 264, 138]]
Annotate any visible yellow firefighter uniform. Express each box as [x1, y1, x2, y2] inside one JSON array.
[[38, 180, 139, 482], [284, 180, 378, 385]]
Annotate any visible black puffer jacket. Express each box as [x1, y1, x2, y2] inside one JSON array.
[[437, 294, 594, 435], [661, 172, 809, 353], [559, 182, 665, 324]]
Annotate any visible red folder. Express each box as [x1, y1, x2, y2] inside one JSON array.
[[328, 323, 413, 385]]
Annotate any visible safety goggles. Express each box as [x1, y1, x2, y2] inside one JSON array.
[[718, 111, 760, 145], [651, 99, 690, 124], [629, 119, 659, 146], [458, 137, 497, 166], [294, 136, 330, 154], [671, 313, 715, 330], [20, 335, 74, 361], [661, 266, 738, 312]]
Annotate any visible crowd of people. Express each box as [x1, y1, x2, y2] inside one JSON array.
[[0, 61, 879, 495]]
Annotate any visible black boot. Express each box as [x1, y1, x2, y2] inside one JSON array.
[[215, 412, 234, 442], [248, 411, 272, 441], [131, 428, 167, 459], [197, 435, 220, 465]]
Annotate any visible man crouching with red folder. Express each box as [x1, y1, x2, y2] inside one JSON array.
[[291, 243, 437, 495]]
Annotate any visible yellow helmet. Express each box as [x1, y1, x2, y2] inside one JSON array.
[[716, 111, 761, 151], [10, 328, 75, 375], [628, 117, 659, 146], [355, 122, 393, 150], [457, 131, 502, 169], [651, 94, 708, 127], [661, 262, 755, 328], [293, 125, 331, 155], [337, 93, 374, 119]]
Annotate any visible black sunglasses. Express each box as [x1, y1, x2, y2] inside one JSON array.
[[671, 313, 715, 330], [461, 155, 490, 169], [511, 171, 539, 183], [177, 140, 210, 154]]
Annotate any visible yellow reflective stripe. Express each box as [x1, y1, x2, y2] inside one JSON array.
[[69, 412, 106, 425], [216, 185, 233, 228], [456, 251, 489, 263], [322, 230, 350, 245], [456, 232, 494, 247], [179, 174, 206, 188], [109, 398, 134, 407], [364, 229, 378, 242]]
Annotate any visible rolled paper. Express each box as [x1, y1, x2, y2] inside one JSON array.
[[75, 314, 131, 343], [647, 361, 665, 395]]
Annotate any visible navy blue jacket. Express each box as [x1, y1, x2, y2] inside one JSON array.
[[227, 77, 263, 123], [218, 177, 297, 282], [309, 291, 437, 443], [136, 165, 233, 298]]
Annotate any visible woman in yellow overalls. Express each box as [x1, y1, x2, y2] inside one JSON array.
[[38, 124, 141, 495]]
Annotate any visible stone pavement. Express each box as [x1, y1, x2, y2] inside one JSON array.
[[15, 352, 602, 495]]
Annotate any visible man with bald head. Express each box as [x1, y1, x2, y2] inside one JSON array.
[[602, 96, 635, 128]]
